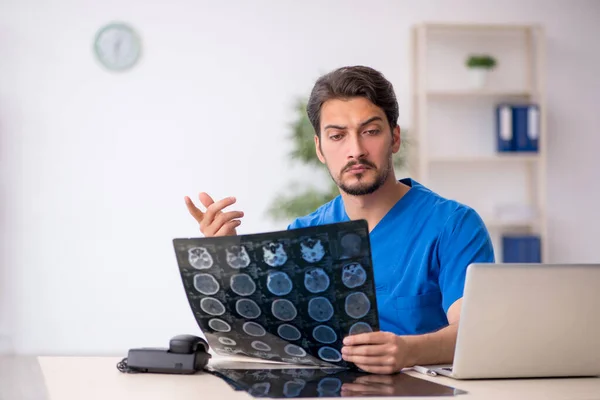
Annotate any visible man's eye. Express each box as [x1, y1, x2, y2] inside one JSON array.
[[329, 134, 343, 141], [365, 129, 380, 135]]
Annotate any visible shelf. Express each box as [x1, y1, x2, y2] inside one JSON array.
[[419, 22, 538, 32], [428, 154, 539, 163], [426, 90, 533, 99]]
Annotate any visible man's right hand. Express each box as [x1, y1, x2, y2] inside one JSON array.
[[184, 192, 244, 237]]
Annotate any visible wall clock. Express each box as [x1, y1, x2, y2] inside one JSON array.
[[94, 22, 142, 72]]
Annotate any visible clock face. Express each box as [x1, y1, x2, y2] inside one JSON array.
[[94, 23, 141, 71]]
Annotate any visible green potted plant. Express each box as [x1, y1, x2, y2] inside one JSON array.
[[465, 54, 497, 89]]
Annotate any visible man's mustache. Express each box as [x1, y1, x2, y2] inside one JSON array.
[[342, 160, 376, 173]]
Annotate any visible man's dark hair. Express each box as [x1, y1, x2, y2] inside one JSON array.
[[306, 65, 399, 137]]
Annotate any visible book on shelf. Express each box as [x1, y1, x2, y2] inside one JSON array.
[[496, 103, 540, 153], [502, 234, 542, 263]]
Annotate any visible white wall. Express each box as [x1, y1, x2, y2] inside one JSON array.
[[1, 0, 599, 355]]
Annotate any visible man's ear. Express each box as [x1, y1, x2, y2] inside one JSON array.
[[391, 125, 401, 154], [314, 134, 326, 164]]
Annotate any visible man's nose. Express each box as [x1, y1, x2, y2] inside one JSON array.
[[347, 133, 367, 160]]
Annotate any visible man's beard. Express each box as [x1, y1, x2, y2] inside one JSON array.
[[329, 156, 392, 196]]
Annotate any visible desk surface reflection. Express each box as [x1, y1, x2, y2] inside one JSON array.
[[209, 367, 465, 398]]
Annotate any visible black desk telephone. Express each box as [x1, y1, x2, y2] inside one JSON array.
[[117, 334, 211, 374]]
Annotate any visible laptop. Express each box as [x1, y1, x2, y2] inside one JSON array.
[[427, 263, 600, 379]]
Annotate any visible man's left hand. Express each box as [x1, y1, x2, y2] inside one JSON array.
[[341, 332, 410, 374]]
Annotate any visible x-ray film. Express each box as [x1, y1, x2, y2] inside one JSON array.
[[173, 220, 380, 368]]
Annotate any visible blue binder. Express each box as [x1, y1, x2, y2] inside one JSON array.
[[513, 104, 540, 152], [495, 104, 515, 152], [502, 235, 541, 263]]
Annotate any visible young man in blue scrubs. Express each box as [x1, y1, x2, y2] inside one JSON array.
[[185, 66, 495, 374]]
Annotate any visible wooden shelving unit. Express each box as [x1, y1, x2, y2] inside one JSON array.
[[409, 22, 548, 262], [428, 154, 540, 164], [427, 90, 533, 99]]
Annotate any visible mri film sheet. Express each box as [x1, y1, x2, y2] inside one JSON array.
[[172, 220, 380, 368]]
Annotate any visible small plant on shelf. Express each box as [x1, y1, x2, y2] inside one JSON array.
[[465, 54, 497, 89], [465, 54, 497, 69]]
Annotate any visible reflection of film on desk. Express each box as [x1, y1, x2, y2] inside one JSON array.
[[172, 220, 380, 368], [208, 367, 467, 398]]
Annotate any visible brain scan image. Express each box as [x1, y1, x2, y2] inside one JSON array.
[[218, 337, 237, 346], [225, 245, 251, 269], [318, 347, 342, 362], [345, 292, 371, 319], [262, 242, 288, 267], [299, 238, 325, 263], [251, 341, 272, 352], [349, 321, 373, 335], [208, 318, 231, 333], [243, 321, 266, 337], [341, 262, 367, 289], [200, 297, 226, 316], [229, 273, 256, 296], [235, 298, 261, 319], [266, 271, 293, 296], [312, 325, 337, 344], [308, 297, 334, 322], [304, 268, 330, 294], [340, 233, 362, 259], [188, 247, 213, 269], [284, 344, 307, 357], [271, 299, 298, 322], [278, 324, 302, 341], [193, 273, 220, 295]]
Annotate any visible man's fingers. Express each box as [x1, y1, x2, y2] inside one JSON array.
[[214, 211, 245, 227], [343, 331, 390, 346], [203, 196, 237, 224], [214, 220, 241, 237], [342, 344, 388, 357], [342, 354, 395, 366], [184, 196, 204, 223], [198, 192, 216, 209], [206, 211, 244, 236]]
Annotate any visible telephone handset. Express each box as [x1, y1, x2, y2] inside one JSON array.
[[117, 334, 212, 374]]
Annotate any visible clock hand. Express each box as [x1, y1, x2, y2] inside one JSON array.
[[113, 37, 123, 60]]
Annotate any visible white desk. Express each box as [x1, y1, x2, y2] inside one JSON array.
[[34, 355, 600, 400]]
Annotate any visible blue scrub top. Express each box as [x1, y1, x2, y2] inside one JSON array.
[[288, 178, 495, 336]]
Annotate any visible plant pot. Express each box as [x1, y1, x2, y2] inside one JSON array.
[[468, 68, 489, 89]]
